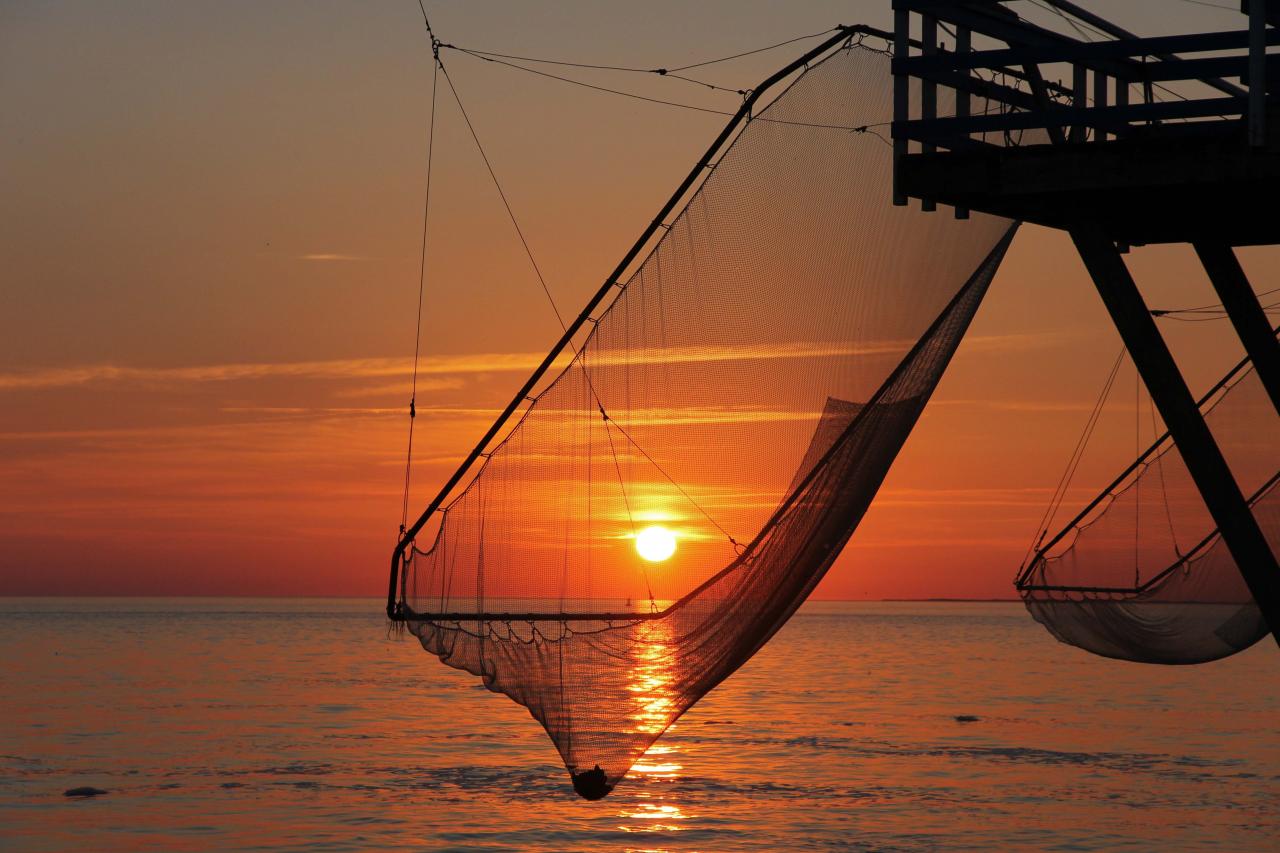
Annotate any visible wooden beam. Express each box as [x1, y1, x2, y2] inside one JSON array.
[[895, 28, 1280, 76], [1071, 226, 1280, 644], [955, 23, 971, 220], [1193, 243, 1280, 414], [922, 12, 938, 212], [894, 95, 1245, 141], [1250, 0, 1269, 146]]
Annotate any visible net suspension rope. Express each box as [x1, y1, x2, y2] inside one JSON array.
[[401, 5, 852, 608], [399, 20, 440, 540]]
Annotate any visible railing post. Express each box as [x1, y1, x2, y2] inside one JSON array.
[[893, 4, 909, 206], [1093, 70, 1108, 142], [1115, 67, 1128, 137], [1071, 62, 1088, 142], [921, 11, 938, 211], [1249, 0, 1267, 147], [955, 24, 971, 219]]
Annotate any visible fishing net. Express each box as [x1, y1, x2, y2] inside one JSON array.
[[1018, 348, 1278, 665], [400, 43, 1016, 798]]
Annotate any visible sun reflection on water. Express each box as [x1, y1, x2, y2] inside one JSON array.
[[626, 619, 677, 735], [619, 620, 689, 835]]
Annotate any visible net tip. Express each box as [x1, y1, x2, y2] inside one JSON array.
[[570, 765, 613, 801]]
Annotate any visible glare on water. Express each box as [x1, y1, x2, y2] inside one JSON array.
[[1, 598, 1277, 852]]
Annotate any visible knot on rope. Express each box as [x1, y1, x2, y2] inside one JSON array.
[[409, 398, 416, 418]]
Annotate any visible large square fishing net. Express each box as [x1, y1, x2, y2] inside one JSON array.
[[399, 43, 1016, 798]]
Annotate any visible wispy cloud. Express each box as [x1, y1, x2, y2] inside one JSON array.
[[0, 342, 881, 392], [332, 377, 465, 398], [298, 253, 370, 262], [960, 331, 1070, 353], [0, 330, 1069, 394]]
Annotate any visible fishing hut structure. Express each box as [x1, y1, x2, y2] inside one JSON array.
[[890, 0, 1280, 644]]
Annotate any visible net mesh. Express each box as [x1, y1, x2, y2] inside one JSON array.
[[1019, 353, 1278, 665], [401, 45, 1015, 798]]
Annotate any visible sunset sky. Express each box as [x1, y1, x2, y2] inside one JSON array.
[[2, 0, 1272, 599]]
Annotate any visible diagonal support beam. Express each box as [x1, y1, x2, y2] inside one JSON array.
[[1071, 226, 1280, 644], [1193, 243, 1280, 415]]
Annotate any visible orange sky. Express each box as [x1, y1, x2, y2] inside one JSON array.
[[1, 0, 1273, 599]]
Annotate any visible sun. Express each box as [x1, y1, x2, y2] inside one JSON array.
[[635, 525, 677, 562]]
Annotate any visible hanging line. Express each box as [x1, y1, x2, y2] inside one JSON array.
[[1151, 286, 1280, 322], [437, 62, 569, 332], [1134, 359, 1141, 588], [1020, 346, 1126, 574], [421, 14, 743, 555], [439, 26, 837, 79], [444, 45, 748, 95], [443, 44, 894, 134], [400, 17, 442, 538]]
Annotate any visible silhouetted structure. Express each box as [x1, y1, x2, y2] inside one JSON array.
[[890, 0, 1279, 649]]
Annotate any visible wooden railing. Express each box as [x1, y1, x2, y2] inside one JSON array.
[[890, 0, 1277, 207]]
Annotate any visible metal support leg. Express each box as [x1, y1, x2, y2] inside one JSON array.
[[1193, 243, 1280, 415], [1072, 227, 1279, 642]]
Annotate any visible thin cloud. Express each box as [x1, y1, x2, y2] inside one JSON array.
[[0, 342, 894, 392], [0, 331, 1072, 394], [298, 253, 370, 262]]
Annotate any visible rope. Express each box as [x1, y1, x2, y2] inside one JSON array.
[[446, 44, 894, 133], [400, 11, 441, 538], [1148, 390, 1182, 560], [600, 411, 656, 607], [1022, 0, 1215, 113], [414, 10, 747, 559], [1133, 361, 1141, 588], [442, 26, 836, 79], [668, 27, 841, 72], [606, 415, 742, 551], [1152, 286, 1280, 320], [1021, 346, 1126, 573], [445, 44, 747, 95], [437, 61, 569, 333]]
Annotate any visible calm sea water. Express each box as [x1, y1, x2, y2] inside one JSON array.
[[1, 598, 1276, 852]]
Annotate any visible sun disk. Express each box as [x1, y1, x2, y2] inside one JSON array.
[[635, 525, 677, 562]]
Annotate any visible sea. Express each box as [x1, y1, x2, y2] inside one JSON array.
[[2, 598, 1276, 852]]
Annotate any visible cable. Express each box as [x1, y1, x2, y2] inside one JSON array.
[[401, 16, 441, 537], [446, 45, 746, 95], [1023, 0, 1209, 110], [447, 46, 737, 118], [606, 416, 741, 550], [1021, 347, 1126, 573], [447, 44, 894, 133], [1151, 286, 1280, 316], [437, 62, 569, 333], [668, 27, 841, 72], [1171, 0, 1237, 11]]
